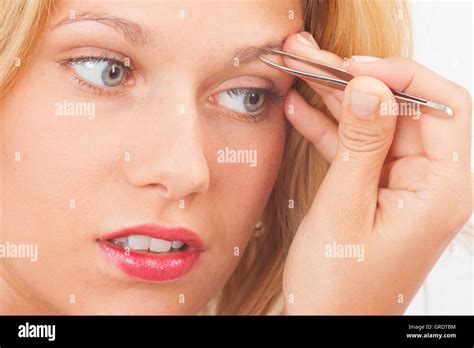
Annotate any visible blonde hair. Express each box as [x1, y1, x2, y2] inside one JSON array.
[[0, 0, 413, 314], [0, 0, 54, 96], [215, 0, 413, 315]]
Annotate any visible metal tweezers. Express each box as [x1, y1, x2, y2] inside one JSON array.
[[259, 49, 454, 117]]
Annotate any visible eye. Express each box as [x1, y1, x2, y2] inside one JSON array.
[[217, 88, 269, 114], [69, 57, 129, 87]]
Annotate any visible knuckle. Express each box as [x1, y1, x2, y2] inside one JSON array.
[[386, 56, 421, 70], [313, 123, 332, 147], [386, 56, 410, 65], [339, 120, 390, 155], [452, 84, 472, 111]]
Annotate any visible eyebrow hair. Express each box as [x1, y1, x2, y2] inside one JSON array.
[[51, 11, 153, 47], [232, 40, 283, 64]]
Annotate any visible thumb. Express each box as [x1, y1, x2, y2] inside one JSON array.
[[312, 76, 397, 228]]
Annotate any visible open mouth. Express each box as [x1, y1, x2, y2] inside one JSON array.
[[108, 235, 189, 254], [98, 224, 206, 282]]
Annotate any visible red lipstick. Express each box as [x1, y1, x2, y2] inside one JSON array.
[[97, 223, 206, 282]]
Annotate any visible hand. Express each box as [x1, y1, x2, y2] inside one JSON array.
[[281, 32, 472, 314]]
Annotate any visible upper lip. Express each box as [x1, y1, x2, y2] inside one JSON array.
[[99, 223, 207, 251]]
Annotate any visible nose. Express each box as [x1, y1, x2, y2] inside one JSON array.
[[125, 99, 210, 201]]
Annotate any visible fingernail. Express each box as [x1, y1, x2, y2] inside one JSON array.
[[297, 32, 319, 48], [350, 90, 380, 118], [351, 55, 381, 63]]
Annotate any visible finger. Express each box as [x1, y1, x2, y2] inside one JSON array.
[[284, 89, 338, 162], [311, 76, 397, 227], [316, 91, 343, 122], [281, 32, 345, 121], [379, 155, 431, 191], [388, 116, 424, 159], [348, 56, 472, 163]]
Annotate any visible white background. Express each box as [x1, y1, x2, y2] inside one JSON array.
[[406, 0, 473, 314]]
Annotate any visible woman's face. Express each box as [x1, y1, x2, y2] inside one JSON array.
[[0, 1, 302, 313]]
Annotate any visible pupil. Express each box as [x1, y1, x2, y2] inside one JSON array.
[[249, 93, 260, 104], [109, 65, 120, 79]]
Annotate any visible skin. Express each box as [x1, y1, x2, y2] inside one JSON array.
[[1, 1, 471, 315], [0, 0, 302, 314], [282, 33, 471, 313]]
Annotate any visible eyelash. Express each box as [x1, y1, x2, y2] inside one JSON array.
[[61, 56, 286, 121], [227, 87, 284, 105], [61, 55, 134, 97], [223, 87, 285, 122]]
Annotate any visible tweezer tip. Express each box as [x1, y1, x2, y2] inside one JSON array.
[[258, 47, 275, 56], [425, 101, 455, 117], [445, 106, 455, 117]]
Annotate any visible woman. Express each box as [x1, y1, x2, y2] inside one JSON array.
[[0, 0, 471, 315]]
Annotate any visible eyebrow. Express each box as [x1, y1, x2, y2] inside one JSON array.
[[232, 41, 284, 64], [51, 11, 153, 46], [51, 11, 283, 64]]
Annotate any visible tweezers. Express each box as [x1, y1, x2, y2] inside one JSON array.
[[259, 49, 454, 117]]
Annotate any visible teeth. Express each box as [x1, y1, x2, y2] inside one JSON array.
[[171, 240, 184, 249], [111, 235, 185, 253], [128, 235, 151, 250], [149, 238, 172, 253]]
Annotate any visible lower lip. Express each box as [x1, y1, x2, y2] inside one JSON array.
[[98, 241, 202, 282]]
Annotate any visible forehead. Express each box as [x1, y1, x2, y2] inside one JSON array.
[[54, 0, 303, 26], [50, 1, 304, 58]]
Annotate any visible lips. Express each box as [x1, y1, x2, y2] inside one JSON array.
[[97, 223, 206, 282]]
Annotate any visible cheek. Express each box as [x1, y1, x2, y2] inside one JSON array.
[[206, 112, 287, 248], [1, 68, 120, 246], [0, 70, 113, 307]]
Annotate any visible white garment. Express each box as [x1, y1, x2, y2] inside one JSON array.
[[405, 217, 473, 314]]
